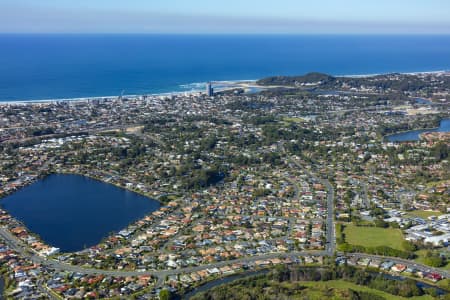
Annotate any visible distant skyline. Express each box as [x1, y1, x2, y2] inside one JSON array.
[[1, 0, 450, 34]]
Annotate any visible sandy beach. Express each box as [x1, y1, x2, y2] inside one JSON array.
[[1, 70, 448, 106], [0, 79, 264, 106]]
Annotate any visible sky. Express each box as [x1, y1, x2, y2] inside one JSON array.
[[1, 0, 450, 34]]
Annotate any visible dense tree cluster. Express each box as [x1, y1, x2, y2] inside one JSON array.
[[257, 72, 450, 94], [190, 265, 432, 300]]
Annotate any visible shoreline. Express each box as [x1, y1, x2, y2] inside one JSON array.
[[0, 172, 163, 254], [383, 118, 450, 142], [339, 69, 449, 78], [383, 126, 439, 143], [0, 79, 259, 105], [0, 70, 448, 105]]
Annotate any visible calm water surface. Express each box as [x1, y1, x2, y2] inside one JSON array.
[[1, 35, 450, 101], [0, 174, 160, 252], [386, 119, 450, 142]]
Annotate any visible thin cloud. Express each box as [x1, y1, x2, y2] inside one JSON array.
[[1, 3, 449, 34]]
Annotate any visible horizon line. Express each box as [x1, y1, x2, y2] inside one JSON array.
[[2, 32, 450, 36]]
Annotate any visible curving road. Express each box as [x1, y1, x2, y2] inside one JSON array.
[[1, 160, 448, 293]]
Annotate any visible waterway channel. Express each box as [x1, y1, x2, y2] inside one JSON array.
[[386, 119, 450, 142]]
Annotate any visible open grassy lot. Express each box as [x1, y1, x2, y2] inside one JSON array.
[[301, 280, 435, 300], [407, 210, 443, 219], [283, 116, 305, 123], [343, 223, 406, 251]]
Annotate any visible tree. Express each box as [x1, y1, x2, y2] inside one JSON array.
[[402, 240, 417, 252], [423, 252, 446, 268], [432, 142, 448, 160], [374, 219, 389, 228], [159, 289, 171, 300]]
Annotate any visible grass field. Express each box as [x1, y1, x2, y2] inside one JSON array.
[[437, 278, 450, 290], [301, 280, 435, 300], [283, 116, 305, 123], [343, 223, 406, 251], [407, 210, 443, 219]]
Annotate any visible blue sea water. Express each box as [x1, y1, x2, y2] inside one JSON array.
[[1, 34, 450, 101]]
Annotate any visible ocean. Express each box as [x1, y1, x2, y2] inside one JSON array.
[[1, 34, 450, 101]]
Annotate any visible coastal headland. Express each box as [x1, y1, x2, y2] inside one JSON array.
[[0, 71, 449, 299]]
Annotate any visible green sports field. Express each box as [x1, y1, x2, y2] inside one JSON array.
[[343, 223, 406, 251]]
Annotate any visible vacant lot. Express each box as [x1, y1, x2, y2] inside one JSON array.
[[344, 223, 405, 251], [407, 210, 443, 219]]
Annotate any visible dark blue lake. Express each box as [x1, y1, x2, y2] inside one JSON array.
[[0, 174, 160, 252], [386, 119, 450, 142]]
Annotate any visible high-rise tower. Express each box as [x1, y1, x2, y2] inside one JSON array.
[[206, 82, 214, 97]]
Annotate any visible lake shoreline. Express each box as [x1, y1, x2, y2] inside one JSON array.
[[384, 118, 450, 142], [0, 174, 161, 253]]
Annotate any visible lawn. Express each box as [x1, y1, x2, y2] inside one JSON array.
[[301, 280, 435, 300], [343, 223, 406, 251], [283, 116, 305, 123], [407, 210, 443, 219]]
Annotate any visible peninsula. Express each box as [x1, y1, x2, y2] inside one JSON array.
[[0, 72, 449, 299]]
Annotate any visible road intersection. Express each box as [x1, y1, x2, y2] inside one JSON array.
[[0, 159, 448, 298]]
